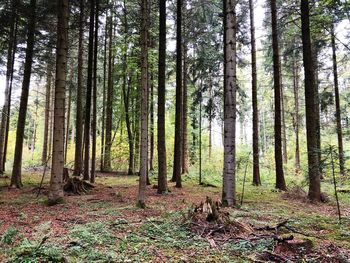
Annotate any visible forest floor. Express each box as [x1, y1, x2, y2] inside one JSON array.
[[0, 170, 350, 262]]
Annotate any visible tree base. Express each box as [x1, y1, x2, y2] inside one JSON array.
[[63, 176, 95, 195]]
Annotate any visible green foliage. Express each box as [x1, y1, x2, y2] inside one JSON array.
[[1, 226, 19, 245]]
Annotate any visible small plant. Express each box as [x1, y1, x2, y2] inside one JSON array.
[[2, 226, 19, 245]]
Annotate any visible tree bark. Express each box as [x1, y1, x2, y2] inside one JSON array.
[[11, 0, 36, 188], [137, 0, 149, 208], [250, 0, 260, 186], [331, 24, 345, 175], [64, 64, 73, 164], [293, 57, 301, 174], [104, 13, 114, 171], [73, 0, 84, 176], [301, 0, 321, 201], [157, 0, 168, 194], [83, 0, 95, 181], [182, 29, 189, 174], [101, 17, 108, 172], [42, 60, 53, 165], [0, 0, 18, 174], [222, 0, 237, 206], [270, 0, 286, 191], [172, 0, 183, 188], [91, 0, 99, 183], [48, 0, 68, 204], [149, 72, 155, 172]]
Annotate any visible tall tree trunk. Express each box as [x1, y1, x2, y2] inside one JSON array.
[[331, 24, 345, 175], [157, 0, 167, 194], [83, 0, 95, 180], [222, 0, 237, 206], [73, 0, 84, 176], [250, 0, 260, 186], [149, 72, 155, 171], [123, 75, 134, 175], [11, 0, 36, 188], [172, 0, 183, 188], [49, 0, 68, 204], [281, 83, 288, 164], [137, 0, 149, 207], [199, 84, 202, 185], [0, 0, 18, 174], [91, 0, 99, 183], [104, 13, 114, 171], [101, 17, 108, 172], [42, 60, 53, 165], [64, 64, 73, 164], [270, 0, 286, 191], [293, 57, 301, 173], [301, 0, 321, 201], [48, 76, 55, 159], [182, 33, 189, 174]]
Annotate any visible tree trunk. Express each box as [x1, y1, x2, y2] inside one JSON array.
[[270, 0, 286, 191], [83, 0, 95, 181], [149, 72, 155, 172], [137, 0, 149, 208], [182, 32, 189, 174], [281, 83, 288, 164], [331, 24, 345, 175], [172, 0, 183, 188], [250, 0, 260, 186], [73, 0, 84, 176], [11, 0, 36, 188], [48, 0, 68, 205], [42, 60, 52, 165], [0, 0, 18, 174], [91, 0, 99, 183], [104, 13, 114, 172], [157, 0, 167, 194], [293, 57, 301, 174], [301, 0, 321, 201], [64, 64, 73, 164], [208, 79, 212, 161], [101, 17, 108, 172], [222, 0, 237, 207]]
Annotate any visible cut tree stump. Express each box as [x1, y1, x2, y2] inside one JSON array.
[[63, 176, 95, 195]]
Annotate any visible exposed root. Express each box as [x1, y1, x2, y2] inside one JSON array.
[[63, 176, 94, 195]]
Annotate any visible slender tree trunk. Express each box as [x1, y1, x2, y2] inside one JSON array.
[[182, 34, 189, 174], [293, 58, 301, 174], [150, 72, 155, 171], [281, 83, 288, 164], [157, 0, 167, 194], [83, 0, 95, 180], [48, 76, 55, 159], [270, 0, 286, 191], [0, 0, 18, 174], [42, 60, 52, 164], [331, 24, 345, 175], [222, 0, 237, 206], [301, 0, 321, 201], [11, 0, 36, 188], [104, 13, 114, 171], [101, 18, 108, 172], [91, 0, 99, 183], [199, 84, 202, 185], [65, 64, 73, 164], [48, 0, 68, 204], [249, 0, 260, 186], [137, 0, 149, 207], [172, 0, 183, 188], [73, 0, 84, 176]]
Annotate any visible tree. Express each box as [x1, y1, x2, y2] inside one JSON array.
[[137, 0, 149, 208], [0, 0, 18, 174], [48, 0, 69, 204], [11, 0, 37, 188], [157, 0, 167, 194], [172, 0, 183, 188], [301, 0, 321, 201], [270, 0, 286, 191], [222, 0, 237, 207], [91, 0, 99, 183], [249, 0, 261, 186], [83, 0, 95, 180], [73, 0, 85, 176]]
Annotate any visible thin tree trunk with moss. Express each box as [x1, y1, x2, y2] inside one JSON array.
[[11, 0, 36, 188], [65, 64, 73, 164], [42, 60, 52, 165], [293, 58, 301, 174], [48, 0, 68, 204]]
